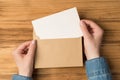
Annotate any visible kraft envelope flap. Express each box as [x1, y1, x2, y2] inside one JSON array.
[[33, 31, 83, 68]]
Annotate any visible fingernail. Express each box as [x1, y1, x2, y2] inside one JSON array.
[[31, 40, 35, 44]]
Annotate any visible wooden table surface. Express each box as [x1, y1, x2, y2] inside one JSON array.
[[0, 0, 120, 80]]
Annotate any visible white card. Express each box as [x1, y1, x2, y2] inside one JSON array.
[[32, 7, 83, 39]]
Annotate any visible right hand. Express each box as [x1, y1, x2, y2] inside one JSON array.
[[80, 20, 104, 60]]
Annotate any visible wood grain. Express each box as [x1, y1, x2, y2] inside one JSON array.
[[0, 0, 120, 80]]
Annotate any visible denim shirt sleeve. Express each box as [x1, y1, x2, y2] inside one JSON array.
[[85, 57, 112, 80], [12, 74, 32, 80]]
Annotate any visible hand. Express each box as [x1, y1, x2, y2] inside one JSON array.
[[80, 20, 104, 60], [13, 40, 36, 77]]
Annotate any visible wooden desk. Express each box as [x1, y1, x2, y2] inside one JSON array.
[[0, 0, 120, 80]]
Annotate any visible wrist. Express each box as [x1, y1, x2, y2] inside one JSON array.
[[87, 55, 100, 60], [18, 69, 32, 77], [85, 48, 100, 60], [86, 52, 100, 60]]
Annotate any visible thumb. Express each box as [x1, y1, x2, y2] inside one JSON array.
[[80, 21, 91, 39], [27, 40, 36, 58]]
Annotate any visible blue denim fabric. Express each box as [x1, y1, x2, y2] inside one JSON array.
[[85, 57, 112, 80], [12, 57, 112, 80], [12, 74, 32, 80]]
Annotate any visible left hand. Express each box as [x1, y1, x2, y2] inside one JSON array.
[[13, 40, 36, 77]]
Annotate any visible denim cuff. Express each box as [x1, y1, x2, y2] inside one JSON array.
[[85, 57, 111, 79], [12, 74, 32, 80]]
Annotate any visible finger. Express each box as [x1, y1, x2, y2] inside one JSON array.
[[83, 20, 104, 35], [17, 41, 31, 50], [81, 20, 100, 29], [12, 41, 31, 61], [82, 19, 104, 45], [82, 19, 103, 34], [80, 20, 92, 38], [13, 41, 31, 55], [27, 40, 36, 58]]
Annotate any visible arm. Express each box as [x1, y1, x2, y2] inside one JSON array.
[[12, 40, 36, 80], [85, 57, 112, 80], [12, 74, 32, 80], [80, 20, 112, 80]]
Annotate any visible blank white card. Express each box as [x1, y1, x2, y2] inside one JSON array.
[[32, 7, 83, 39]]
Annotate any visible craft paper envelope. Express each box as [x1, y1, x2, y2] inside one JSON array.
[[32, 7, 83, 68]]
